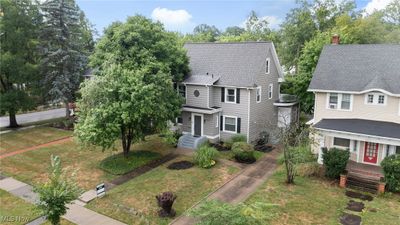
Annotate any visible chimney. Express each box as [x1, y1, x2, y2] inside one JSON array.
[[332, 34, 340, 45]]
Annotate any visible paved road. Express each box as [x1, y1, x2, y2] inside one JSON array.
[[0, 108, 65, 128]]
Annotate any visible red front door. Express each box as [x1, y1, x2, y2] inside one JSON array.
[[364, 142, 379, 164]]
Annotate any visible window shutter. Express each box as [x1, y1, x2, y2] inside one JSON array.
[[221, 88, 225, 102], [237, 118, 241, 133], [236, 89, 240, 103], [220, 116, 223, 131]]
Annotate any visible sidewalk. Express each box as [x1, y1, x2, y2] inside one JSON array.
[[170, 148, 281, 225], [0, 176, 126, 225]]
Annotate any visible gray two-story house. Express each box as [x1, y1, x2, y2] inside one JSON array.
[[175, 42, 295, 149]]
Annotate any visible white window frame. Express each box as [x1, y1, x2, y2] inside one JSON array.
[[364, 92, 387, 106], [265, 58, 270, 74], [256, 86, 262, 103], [223, 115, 237, 133], [326, 93, 353, 111], [332, 137, 351, 149], [176, 116, 183, 125], [268, 84, 273, 99], [225, 88, 236, 104], [216, 115, 219, 128]]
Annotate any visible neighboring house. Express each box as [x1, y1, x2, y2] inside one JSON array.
[[308, 37, 400, 174], [176, 42, 298, 149]]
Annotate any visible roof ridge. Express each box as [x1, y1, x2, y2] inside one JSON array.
[[184, 41, 272, 45]]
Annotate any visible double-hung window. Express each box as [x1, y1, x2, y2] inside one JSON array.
[[226, 88, 236, 103], [224, 116, 237, 132], [328, 93, 352, 110], [256, 87, 262, 103], [178, 85, 186, 98]]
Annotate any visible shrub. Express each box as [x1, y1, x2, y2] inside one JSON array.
[[322, 147, 350, 179], [232, 142, 256, 163], [254, 131, 269, 146], [194, 145, 219, 168], [162, 130, 182, 146], [223, 134, 247, 149], [381, 154, 400, 192]]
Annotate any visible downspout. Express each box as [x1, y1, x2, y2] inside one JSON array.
[[247, 88, 251, 143]]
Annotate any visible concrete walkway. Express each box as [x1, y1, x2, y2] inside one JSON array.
[[0, 176, 126, 225], [170, 148, 281, 225], [0, 108, 65, 128]]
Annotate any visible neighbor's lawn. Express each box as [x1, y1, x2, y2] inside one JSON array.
[[0, 132, 174, 190], [0, 189, 41, 225], [86, 156, 240, 225], [0, 126, 71, 155], [246, 167, 400, 225]]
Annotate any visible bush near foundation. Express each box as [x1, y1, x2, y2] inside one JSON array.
[[232, 142, 256, 163], [322, 147, 350, 179], [381, 154, 400, 192]]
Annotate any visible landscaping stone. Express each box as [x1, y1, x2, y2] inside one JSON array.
[[346, 200, 364, 212], [345, 190, 374, 201], [167, 161, 194, 170], [340, 213, 361, 225]]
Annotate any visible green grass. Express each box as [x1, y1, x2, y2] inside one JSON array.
[[0, 117, 67, 132], [246, 167, 400, 225], [99, 150, 162, 175], [0, 126, 71, 154], [0, 189, 41, 225], [219, 150, 264, 161], [86, 156, 240, 225]]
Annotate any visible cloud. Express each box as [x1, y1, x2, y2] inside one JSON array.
[[364, 0, 394, 14], [240, 15, 282, 30], [151, 7, 193, 30]]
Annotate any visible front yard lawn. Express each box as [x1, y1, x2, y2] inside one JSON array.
[[246, 167, 400, 225], [0, 127, 174, 190], [0, 126, 71, 155], [0, 189, 41, 225], [86, 156, 240, 225]]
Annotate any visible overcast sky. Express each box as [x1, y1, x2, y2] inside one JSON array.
[[76, 0, 394, 36]]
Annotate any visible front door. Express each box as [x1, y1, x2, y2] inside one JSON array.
[[194, 115, 202, 137], [364, 142, 378, 164]]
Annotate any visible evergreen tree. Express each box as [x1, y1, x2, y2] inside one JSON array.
[[0, 0, 41, 127], [40, 0, 92, 117]]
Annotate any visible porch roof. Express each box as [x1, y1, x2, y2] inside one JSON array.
[[314, 119, 400, 140], [181, 105, 222, 114]]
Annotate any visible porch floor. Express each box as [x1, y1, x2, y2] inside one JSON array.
[[346, 160, 383, 179]]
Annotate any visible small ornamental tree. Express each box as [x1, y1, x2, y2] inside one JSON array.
[[381, 154, 400, 192], [322, 147, 350, 179], [34, 155, 81, 225]]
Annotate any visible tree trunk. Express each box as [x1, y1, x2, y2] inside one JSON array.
[[65, 101, 70, 118], [121, 126, 132, 158], [8, 111, 19, 128]]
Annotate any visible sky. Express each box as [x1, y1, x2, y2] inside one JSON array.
[[76, 0, 394, 36]]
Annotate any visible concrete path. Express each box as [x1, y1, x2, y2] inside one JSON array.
[[170, 148, 281, 225], [0, 176, 126, 225], [0, 108, 65, 128]]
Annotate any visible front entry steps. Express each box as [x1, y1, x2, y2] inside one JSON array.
[[177, 134, 208, 150], [346, 172, 380, 194]]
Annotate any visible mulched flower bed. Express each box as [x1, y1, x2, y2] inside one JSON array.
[[209, 142, 230, 151], [254, 144, 274, 153], [340, 213, 361, 225], [345, 190, 374, 201], [346, 200, 365, 212], [234, 156, 256, 164], [167, 161, 194, 170]]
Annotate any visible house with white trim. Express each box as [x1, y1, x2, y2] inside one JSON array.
[[176, 42, 298, 149], [308, 36, 400, 173]]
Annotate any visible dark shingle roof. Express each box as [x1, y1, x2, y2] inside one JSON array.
[[183, 42, 276, 87], [308, 44, 400, 95], [314, 119, 400, 140]]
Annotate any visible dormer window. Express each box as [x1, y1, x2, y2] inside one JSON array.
[[365, 93, 386, 105], [266, 58, 270, 74]]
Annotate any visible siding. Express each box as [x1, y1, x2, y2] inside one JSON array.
[[185, 85, 208, 108], [248, 47, 280, 143], [181, 111, 191, 133], [212, 86, 249, 141], [314, 93, 400, 124]]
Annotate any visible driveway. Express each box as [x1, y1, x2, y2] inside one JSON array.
[[0, 108, 65, 128]]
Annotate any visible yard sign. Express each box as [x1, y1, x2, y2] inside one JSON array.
[[96, 183, 106, 198]]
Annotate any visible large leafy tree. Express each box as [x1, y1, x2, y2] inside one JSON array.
[[75, 15, 189, 157], [184, 24, 221, 42], [40, 0, 93, 117], [0, 0, 41, 127]]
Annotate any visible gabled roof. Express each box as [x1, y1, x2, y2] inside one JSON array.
[[183, 74, 220, 85], [314, 119, 400, 140], [308, 44, 400, 95], [183, 42, 283, 87]]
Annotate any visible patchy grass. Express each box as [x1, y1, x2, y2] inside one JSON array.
[[0, 132, 175, 190], [86, 156, 240, 225], [0, 189, 41, 225], [219, 150, 264, 161], [99, 150, 162, 175], [246, 167, 400, 225], [0, 126, 71, 155], [42, 219, 76, 225], [0, 117, 67, 132]]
